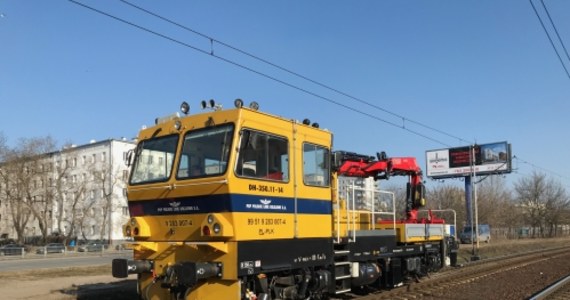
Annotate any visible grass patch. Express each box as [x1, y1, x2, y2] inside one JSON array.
[[456, 237, 570, 262], [0, 265, 110, 280]]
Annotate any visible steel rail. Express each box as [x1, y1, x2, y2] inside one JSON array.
[[528, 274, 570, 300]]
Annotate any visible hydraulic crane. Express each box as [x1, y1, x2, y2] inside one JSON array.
[[332, 151, 444, 224]]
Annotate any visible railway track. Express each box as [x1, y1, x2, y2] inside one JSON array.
[[341, 246, 570, 300], [529, 274, 570, 300]]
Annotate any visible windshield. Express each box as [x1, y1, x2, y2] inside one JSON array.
[[130, 135, 179, 184], [177, 124, 234, 179]]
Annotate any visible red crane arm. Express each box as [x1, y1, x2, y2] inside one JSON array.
[[336, 155, 421, 184], [333, 151, 443, 224]]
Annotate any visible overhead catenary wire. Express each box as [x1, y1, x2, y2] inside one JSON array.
[[539, 0, 570, 65], [68, 0, 451, 147], [120, 0, 570, 182], [529, 0, 570, 79], [69, 0, 568, 182], [118, 0, 469, 146], [513, 156, 570, 181]]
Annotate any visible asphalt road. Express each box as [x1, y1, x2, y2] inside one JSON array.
[[0, 251, 132, 272]]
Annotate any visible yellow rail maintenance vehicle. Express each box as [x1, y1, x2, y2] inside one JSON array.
[[112, 99, 458, 300]]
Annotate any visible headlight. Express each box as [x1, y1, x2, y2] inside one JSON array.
[[213, 223, 221, 234]]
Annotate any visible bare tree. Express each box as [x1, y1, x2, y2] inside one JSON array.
[[475, 176, 521, 239], [99, 164, 122, 242], [0, 132, 6, 155], [382, 182, 408, 221], [57, 166, 90, 245], [426, 183, 465, 228], [542, 178, 569, 237], [76, 187, 99, 242], [0, 137, 57, 243], [0, 145, 32, 243], [514, 171, 569, 237], [81, 157, 124, 242], [479, 177, 515, 224]]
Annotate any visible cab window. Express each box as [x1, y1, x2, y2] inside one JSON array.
[[303, 143, 330, 187], [130, 135, 179, 184], [177, 124, 234, 179], [235, 129, 288, 182]]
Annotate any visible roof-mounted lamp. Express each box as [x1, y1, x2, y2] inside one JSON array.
[[180, 101, 190, 115]]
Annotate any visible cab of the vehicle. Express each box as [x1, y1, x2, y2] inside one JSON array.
[[114, 100, 334, 300]]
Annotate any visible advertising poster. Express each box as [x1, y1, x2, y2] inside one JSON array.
[[426, 142, 511, 179]]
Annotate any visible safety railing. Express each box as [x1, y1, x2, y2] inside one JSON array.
[[334, 182, 396, 243]]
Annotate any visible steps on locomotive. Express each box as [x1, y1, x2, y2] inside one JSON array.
[[333, 244, 352, 294]]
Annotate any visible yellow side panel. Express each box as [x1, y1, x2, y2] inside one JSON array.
[[232, 212, 295, 240], [376, 223, 444, 243], [130, 214, 203, 241], [296, 214, 332, 238], [133, 241, 238, 279], [332, 207, 376, 238], [231, 213, 332, 240]]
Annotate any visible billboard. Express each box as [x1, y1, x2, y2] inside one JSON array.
[[426, 142, 511, 179]]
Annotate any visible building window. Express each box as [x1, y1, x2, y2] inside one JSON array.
[[122, 206, 129, 216], [101, 152, 106, 162], [92, 154, 97, 163], [83, 155, 87, 165]]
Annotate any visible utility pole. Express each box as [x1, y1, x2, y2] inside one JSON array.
[[470, 144, 480, 261]]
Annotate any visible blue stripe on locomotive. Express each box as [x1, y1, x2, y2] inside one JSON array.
[[129, 194, 332, 216]]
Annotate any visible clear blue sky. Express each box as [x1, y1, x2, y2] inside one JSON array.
[[1, 1, 569, 189]]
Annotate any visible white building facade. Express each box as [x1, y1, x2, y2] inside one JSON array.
[[0, 139, 135, 244], [337, 176, 379, 210]]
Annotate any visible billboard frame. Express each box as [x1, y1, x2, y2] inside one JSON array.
[[425, 142, 512, 179]]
